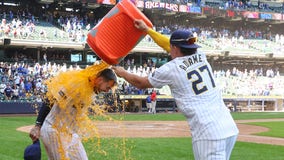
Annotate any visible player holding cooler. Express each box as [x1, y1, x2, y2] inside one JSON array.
[[112, 19, 239, 160]]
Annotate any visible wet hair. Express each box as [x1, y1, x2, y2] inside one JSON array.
[[179, 47, 197, 56], [97, 68, 117, 85]]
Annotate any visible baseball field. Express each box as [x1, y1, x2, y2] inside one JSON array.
[[1, 112, 284, 160]]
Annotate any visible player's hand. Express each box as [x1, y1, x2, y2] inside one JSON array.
[[111, 66, 126, 78], [29, 125, 41, 142], [134, 19, 148, 32]]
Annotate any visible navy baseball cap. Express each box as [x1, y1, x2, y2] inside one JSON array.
[[170, 30, 201, 49], [24, 140, 41, 160]]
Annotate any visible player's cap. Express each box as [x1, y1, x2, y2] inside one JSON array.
[[170, 30, 201, 49], [24, 140, 41, 160]]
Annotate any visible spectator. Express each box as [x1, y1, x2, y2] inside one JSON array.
[[25, 80, 33, 93], [18, 87, 26, 99], [4, 84, 13, 100], [43, 53, 47, 63], [12, 83, 19, 100], [0, 82, 6, 95]]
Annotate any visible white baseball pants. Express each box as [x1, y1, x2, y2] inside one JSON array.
[[192, 135, 238, 160], [40, 121, 88, 160]]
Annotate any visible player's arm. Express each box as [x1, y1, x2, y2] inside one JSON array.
[[134, 19, 171, 52], [147, 29, 171, 52], [112, 66, 152, 89], [29, 98, 51, 142]]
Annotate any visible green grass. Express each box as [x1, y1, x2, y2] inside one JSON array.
[[231, 112, 284, 120], [86, 138, 284, 160], [85, 137, 194, 160], [0, 117, 47, 160], [246, 121, 284, 138], [0, 112, 284, 160], [231, 141, 284, 160]]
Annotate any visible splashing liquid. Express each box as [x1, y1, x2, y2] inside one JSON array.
[[43, 61, 132, 160]]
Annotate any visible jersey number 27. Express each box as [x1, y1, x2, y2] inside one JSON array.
[[187, 65, 216, 95]]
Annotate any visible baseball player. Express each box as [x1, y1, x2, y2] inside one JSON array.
[[146, 94, 152, 112], [150, 89, 157, 114], [29, 64, 117, 160], [112, 19, 239, 160]]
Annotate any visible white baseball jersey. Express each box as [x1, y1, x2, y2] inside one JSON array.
[[148, 51, 239, 142], [41, 87, 90, 160], [41, 103, 88, 160]]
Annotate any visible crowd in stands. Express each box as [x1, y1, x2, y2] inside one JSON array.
[[155, 21, 284, 53], [1, 4, 284, 58], [1, 2, 284, 103], [220, 0, 271, 11], [53, 14, 90, 42], [156, 20, 280, 40], [0, 8, 88, 42], [154, 0, 284, 13], [1, 2, 284, 42], [204, 0, 283, 13], [0, 12, 37, 39], [0, 61, 80, 102], [2, 12, 283, 55], [1, 59, 283, 103], [137, 0, 282, 13], [214, 66, 283, 96]]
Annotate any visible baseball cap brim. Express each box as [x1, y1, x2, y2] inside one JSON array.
[[175, 43, 201, 49]]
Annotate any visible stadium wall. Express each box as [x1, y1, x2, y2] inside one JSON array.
[[0, 102, 42, 114], [0, 96, 283, 114], [119, 95, 284, 113]]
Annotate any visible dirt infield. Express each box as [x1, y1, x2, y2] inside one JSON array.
[[17, 118, 284, 146]]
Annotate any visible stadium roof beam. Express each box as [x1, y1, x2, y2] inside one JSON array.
[[7, 39, 85, 50], [226, 17, 242, 22], [267, 20, 284, 24], [86, 3, 100, 9], [249, 19, 266, 23], [191, 14, 207, 19], [36, 0, 54, 4], [162, 11, 176, 16], [131, 46, 166, 53]]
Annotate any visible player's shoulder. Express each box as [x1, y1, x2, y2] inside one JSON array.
[[155, 61, 172, 72]]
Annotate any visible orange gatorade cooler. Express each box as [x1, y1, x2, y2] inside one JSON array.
[[87, 0, 153, 65]]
